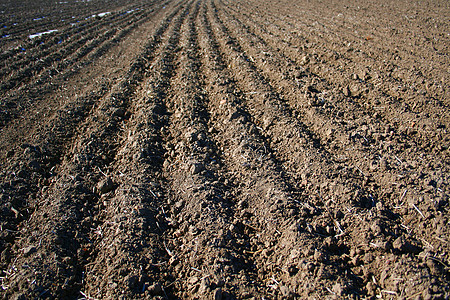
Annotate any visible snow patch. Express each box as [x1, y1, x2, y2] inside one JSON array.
[[29, 29, 58, 39], [91, 12, 111, 18]]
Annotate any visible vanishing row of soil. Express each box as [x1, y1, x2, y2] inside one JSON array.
[[0, 0, 173, 129], [1, 0, 186, 297], [0, 0, 150, 50]]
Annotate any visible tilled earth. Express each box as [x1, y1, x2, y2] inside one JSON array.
[[0, 0, 449, 299]]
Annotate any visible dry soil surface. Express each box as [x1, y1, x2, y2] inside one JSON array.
[[0, 0, 449, 299]]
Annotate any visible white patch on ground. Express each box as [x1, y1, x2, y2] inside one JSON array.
[[29, 29, 58, 39]]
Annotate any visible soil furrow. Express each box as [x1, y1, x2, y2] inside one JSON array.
[[202, 3, 367, 297], [0, 1, 176, 153], [0, 0, 151, 51], [217, 0, 449, 231], [220, 0, 448, 153], [217, 0, 449, 221], [220, 0, 449, 139], [199, 5, 307, 297], [152, 2, 271, 298], [0, 0, 181, 237], [223, 0, 449, 98], [0, 7, 161, 129], [205, 1, 449, 297], [79, 1, 195, 298], [216, 0, 448, 220], [0, 1, 188, 298], [0, 6, 152, 82]]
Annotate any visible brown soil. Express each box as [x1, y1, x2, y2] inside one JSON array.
[[0, 0, 448, 299]]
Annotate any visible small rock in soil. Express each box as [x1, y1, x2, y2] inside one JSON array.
[[350, 84, 362, 97], [113, 108, 126, 118], [97, 177, 115, 194], [300, 55, 310, 65], [343, 85, 351, 97], [332, 282, 343, 296], [148, 282, 163, 295], [314, 249, 325, 262], [190, 163, 204, 174], [189, 276, 199, 285], [366, 281, 376, 296], [23, 246, 36, 257], [393, 236, 422, 254]]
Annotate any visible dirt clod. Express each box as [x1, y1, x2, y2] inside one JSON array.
[[393, 236, 422, 254], [96, 176, 115, 194], [190, 162, 204, 174], [148, 282, 163, 296], [22, 246, 36, 257]]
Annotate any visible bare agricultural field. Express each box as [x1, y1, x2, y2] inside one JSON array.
[[0, 0, 448, 299]]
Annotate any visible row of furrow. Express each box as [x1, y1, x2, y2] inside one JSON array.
[[0, 6, 159, 129], [0, 5, 125, 62], [81, 1, 195, 298], [0, 1, 148, 47], [0, 5, 150, 82], [302, 1, 445, 44], [286, 1, 449, 77], [201, 2, 364, 297], [276, 3, 440, 66], [253, 0, 449, 114], [0, 0, 447, 298], [1, 27, 115, 90], [221, 0, 448, 121], [0, 78, 110, 250], [0, 8, 124, 64], [228, 0, 449, 91], [217, 0, 448, 204], [209, 1, 448, 297], [1, 13, 83, 38], [0, 6, 140, 72], [216, 0, 448, 227], [0, 0, 179, 240], [221, 0, 448, 133], [216, 2, 450, 267], [0, 1, 187, 298], [211, 1, 449, 297], [209, 0, 370, 206], [199, 5, 303, 297], [160, 1, 250, 297], [0, 7, 155, 109], [215, 3, 395, 191], [160, 1, 273, 297], [0, 79, 111, 260], [205, 1, 328, 228]]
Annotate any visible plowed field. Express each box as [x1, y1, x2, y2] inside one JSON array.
[[0, 0, 449, 299]]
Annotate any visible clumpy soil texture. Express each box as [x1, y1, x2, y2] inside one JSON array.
[[0, 0, 449, 298]]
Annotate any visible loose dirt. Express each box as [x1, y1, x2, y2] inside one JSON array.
[[0, 0, 448, 299]]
